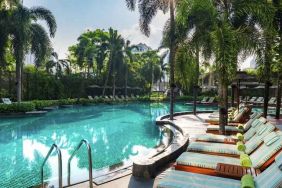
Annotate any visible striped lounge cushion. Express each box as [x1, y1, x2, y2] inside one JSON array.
[[254, 157, 282, 188], [196, 134, 236, 143], [188, 142, 240, 155], [176, 152, 240, 169], [250, 132, 282, 169], [245, 124, 276, 154], [207, 125, 243, 132], [157, 170, 241, 188]]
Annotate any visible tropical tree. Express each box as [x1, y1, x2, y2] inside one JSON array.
[[102, 28, 125, 97], [2, 4, 56, 102], [75, 31, 97, 75], [271, 0, 282, 119], [123, 40, 137, 97], [175, 0, 274, 133], [140, 50, 161, 97], [125, 0, 177, 120]]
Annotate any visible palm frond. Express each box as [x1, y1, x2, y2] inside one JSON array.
[[30, 6, 57, 37], [30, 23, 52, 68]]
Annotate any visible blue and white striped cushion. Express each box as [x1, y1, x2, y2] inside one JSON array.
[[250, 132, 282, 169], [188, 142, 240, 155], [245, 124, 275, 154], [254, 161, 282, 188], [244, 120, 265, 141], [196, 134, 236, 143], [176, 152, 240, 169], [157, 170, 241, 188], [207, 125, 242, 132]]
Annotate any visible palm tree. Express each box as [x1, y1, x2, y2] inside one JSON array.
[[102, 28, 125, 97], [158, 50, 169, 93], [75, 31, 97, 76], [176, 0, 274, 134], [124, 40, 138, 97], [6, 5, 56, 102], [125, 0, 177, 120]]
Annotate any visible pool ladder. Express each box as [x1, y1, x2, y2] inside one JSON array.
[[41, 139, 93, 188]]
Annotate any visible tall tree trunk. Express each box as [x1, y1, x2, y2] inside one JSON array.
[[125, 65, 128, 97], [193, 46, 200, 115], [149, 62, 153, 98], [102, 53, 113, 96], [276, 77, 281, 119], [15, 47, 23, 102], [113, 74, 116, 97], [263, 39, 271, 118], [218, 80, 228, 135], [0, 69, 2, 94], [169, 0, 176, 120]]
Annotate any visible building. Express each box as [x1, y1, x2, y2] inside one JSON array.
[[132, 43, 151, 53]]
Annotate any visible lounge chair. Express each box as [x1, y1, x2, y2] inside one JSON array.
[[202, 97, 215, 104], [208, 104, 245, 119], [1, 98, 12, 105], [248, 97, 257, 103], [175, 131, 282, 176], [188, 123, 276, 156], [94, 96, 100, 100], [269, 97, 276, 105], [199, 97, 209, 103], [206, 115, 266, 136], [114, 96, 123, 101], [196, 113, 264, 143], [206, 105, 252, 126], [254, 97, 264, 105], [242, 96, 250, 102], [88, 96, 94, 100], [156, 151, 282, 188]]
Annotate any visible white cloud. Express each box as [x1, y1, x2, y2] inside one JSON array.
[[120, 11, 169, 49]]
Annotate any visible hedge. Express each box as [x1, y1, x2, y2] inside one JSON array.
[[0, 102, 35, 113]]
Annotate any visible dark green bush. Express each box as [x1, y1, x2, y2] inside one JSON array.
[[32, 100, 59, 109], [0, 102, 35, 113], [58, 98, 77, 106]]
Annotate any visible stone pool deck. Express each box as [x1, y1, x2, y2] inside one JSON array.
[[70, 112, 282, 188]]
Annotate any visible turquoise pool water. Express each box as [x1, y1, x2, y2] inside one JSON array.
[[0, 102, 216, 188]]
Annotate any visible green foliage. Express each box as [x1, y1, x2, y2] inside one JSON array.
[[58, 98, 77, 106], [0, 102, 35, 113], [32, 100, 58, 109]]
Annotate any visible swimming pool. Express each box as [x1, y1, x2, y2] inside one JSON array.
[[0, 102, 216, 187]]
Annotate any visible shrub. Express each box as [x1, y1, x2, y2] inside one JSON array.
[[32, 100, 59, 109], [0, 102, 35, 113], [58, 98, 77, 106]]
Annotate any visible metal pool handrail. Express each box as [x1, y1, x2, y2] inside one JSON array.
[[67, 139, 93, 188], [41, 144, 62, 188]]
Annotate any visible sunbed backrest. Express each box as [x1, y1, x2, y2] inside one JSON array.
[[1, 98, 12, 104], [249, 97, 257, 102], [254, 151, 282, 188], [208, 97, 215, 103], [250, 132, 282, 169], [245, 124, 276, 154], [202, 97, 208, 102], [244, 120, 265, 141]]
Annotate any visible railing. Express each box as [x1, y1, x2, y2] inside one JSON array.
[[67, 139, 93, 188], [41, 144, 62, 188]]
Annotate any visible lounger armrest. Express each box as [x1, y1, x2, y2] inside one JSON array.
[[216, 163, 260, 180]]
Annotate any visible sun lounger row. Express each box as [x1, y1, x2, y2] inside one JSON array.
[[206, 104, 252, 126], [156, 108, 282, 188], [88, 94, 140, 101], [245, 96, 281, 106]]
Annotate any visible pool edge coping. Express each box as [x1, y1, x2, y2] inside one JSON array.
[[132, 110, 214, 179]]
